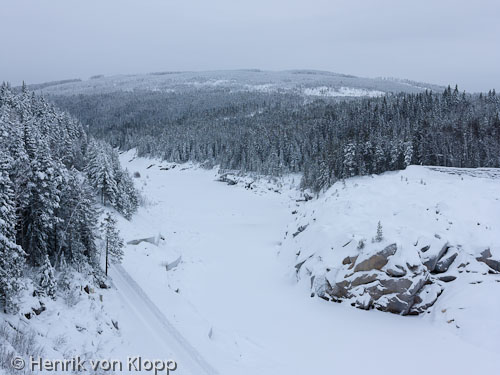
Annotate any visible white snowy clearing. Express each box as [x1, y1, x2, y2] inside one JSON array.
[[112, 149, 500, 375], [302, 86, 385, 97]]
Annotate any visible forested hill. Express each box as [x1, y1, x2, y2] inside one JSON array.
[[51, 85, 500, 192], [0, 83, 137, 313], [32, 70, 444, 96]]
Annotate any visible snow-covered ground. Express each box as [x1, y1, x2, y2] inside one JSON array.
[[114, 150, 500, 375], [303, 86, 385, 97], [0, 262, 193, 375]]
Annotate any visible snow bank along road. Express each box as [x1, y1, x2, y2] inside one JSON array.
[[115, 150, 500, 375]]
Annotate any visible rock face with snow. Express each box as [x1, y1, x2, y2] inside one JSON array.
[[323, 243, 430, 315], [321, 239, 500, 315], [284, 166, 500, 316]]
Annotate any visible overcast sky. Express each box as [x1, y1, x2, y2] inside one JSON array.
[[1, 0, 499, 92]]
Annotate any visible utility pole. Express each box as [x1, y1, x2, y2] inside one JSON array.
[[105, 237, 109, 276]]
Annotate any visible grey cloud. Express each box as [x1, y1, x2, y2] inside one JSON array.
[[1, 0, 498, 92]]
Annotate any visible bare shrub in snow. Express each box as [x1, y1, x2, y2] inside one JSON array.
[[53, 334, 68, 351], [357, 239, 366, 250], [138, 191, 155, 207], [63, 289, 81, 307], [0, 322, 44, 374]]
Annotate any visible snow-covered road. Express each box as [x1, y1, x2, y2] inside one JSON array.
[[115, 151, 500, 375], [109, 264, 217, 375]]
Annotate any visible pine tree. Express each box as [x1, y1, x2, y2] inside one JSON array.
[[38, 254, 57, 299], [101, 213, 124, 276]]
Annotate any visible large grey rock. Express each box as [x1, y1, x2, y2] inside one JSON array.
[[410, 283, 443, 314], [342, 255, 358, 265], [127, 236, 158, 246], [353, 244, 397, 272], [434, 252, 458, 273], [386, 265, 407, 277], [327, 279, 350, 300], [374, 295, 410, 315], [423, 243, 450, 272], [438, 275, 456, 282], [476, 249, 500, 272], [165, 256, 182, 271], [350, 273, 379, 287]]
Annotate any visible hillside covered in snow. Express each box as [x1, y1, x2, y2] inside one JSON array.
[[282, 166, 500, 345]]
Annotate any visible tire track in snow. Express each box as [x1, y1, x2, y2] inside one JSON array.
[[111, 264, 218, 375]]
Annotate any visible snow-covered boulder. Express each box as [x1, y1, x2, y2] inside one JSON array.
[[476, 248, 500, 272], [352, 243, 397, 272]]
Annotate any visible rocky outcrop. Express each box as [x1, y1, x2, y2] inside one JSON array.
[[323, 243, 437, 315], [319, 241, 465, 315], [297, 232, 497, 316]]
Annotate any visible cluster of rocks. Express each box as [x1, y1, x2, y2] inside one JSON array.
[[315, 242, 499, 315]]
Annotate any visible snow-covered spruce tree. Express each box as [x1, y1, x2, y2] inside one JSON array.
[[86, 140, 118, 206], [375, 221, 383, 242], [20, 120, 63, 264], [0, 151, 26, 313], [374, 144, 386, 174], [101, 213, 124, 276], [57, 168, 99, 268], [403, 141, 413, 168], [343, 143, 357, 178], [114, 170, 139, 220], [390, 141, 403, 169], [38, 254, 57, 299], [86, 138, 138, 219]]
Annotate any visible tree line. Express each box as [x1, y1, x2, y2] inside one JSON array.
[[51, 86, 500, 193], [0, 84, 137, 312]]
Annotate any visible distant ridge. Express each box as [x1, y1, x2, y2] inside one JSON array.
[[26, 69, 445, 97]]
